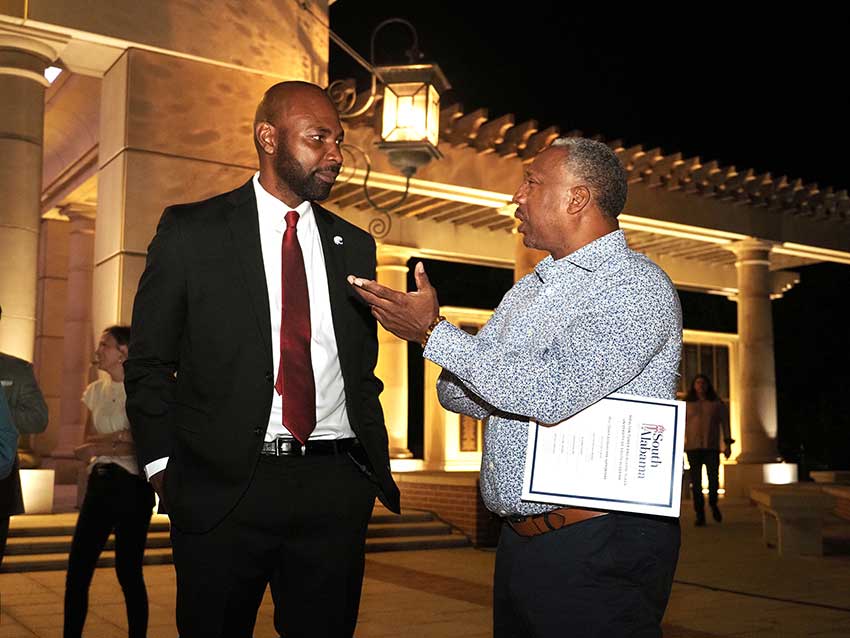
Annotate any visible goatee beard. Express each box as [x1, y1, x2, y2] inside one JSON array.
[[274, 153, 337, 202]]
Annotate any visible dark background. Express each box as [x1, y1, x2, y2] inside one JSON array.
[[329, 4, 850, 469]]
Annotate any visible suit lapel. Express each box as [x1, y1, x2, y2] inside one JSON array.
[[314, 204, 355, 365], [225, 180, 272, 359]]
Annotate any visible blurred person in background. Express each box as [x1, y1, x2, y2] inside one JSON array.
[[0, 303, 49, 568], [685, 374, 733, 526], [63, 325, 155, 638]]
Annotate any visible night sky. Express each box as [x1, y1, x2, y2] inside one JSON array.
[[328, 4, 850, 468]]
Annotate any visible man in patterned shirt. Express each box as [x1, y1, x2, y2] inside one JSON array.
[[350, 137, 682, 637]]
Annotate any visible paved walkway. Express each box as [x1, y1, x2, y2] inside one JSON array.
[[2, 499, 849, 637]]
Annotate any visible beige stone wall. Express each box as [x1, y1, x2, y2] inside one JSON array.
[[25, 0, 329, 82]]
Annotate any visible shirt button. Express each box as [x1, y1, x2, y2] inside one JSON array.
[[253, 427, 264, 437], [265, 371, 273, 383], [488, 462, 495, 470], [499, 509, 508, 516]]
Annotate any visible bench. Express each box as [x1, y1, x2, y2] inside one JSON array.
[[809, 470, 850, 485], [749, 484, 835, 556]]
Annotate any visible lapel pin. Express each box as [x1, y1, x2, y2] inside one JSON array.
[[333, 235, 344, 245]]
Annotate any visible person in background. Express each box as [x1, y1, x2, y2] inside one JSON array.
[[684, 373, 733, 526], [63, 325, 155, 638], [0, 302, 49, 568]]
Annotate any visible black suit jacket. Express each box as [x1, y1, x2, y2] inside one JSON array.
[[0, 353, 48, 516], [125, 179, 400, 533]]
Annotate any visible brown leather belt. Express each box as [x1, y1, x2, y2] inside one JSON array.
[[506, 507, 607, 537]]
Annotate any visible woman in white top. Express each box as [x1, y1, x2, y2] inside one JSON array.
[[63, 326, 155, 638]]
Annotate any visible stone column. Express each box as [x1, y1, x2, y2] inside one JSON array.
[[513, 230, 548, 281], [375, 245, 414, 458], [51, 208, 96, 484], [730, 239, 780, 464], [32, 218, 70, 462], [0, 29, 63, 359]]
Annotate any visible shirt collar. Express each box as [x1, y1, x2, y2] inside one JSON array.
[[252, 172, 313, 226], [534, 230, 627, 282]]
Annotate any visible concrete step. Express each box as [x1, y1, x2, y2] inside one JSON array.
[[0, 547, 175, 573], [7, 509, 434, 537], [8, 514, 170, 538], [367, 521, 452, 538], [1, 531, 470, 573], [2, 507, 467, 573], [5, 523, 453, 556], [369, 508, 435, 525], [365, 533, 470, 552], [4, 531, 173, 555]]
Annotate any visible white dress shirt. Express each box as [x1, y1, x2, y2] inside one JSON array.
[[253, 173, 354, 442], [144, 174, 353, 479]]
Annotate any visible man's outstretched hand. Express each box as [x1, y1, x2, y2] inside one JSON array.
[[348, 261, 440, 344]]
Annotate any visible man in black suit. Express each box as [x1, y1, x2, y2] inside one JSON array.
[[125, 81, 400, 638]]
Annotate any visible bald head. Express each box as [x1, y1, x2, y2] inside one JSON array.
[[254, 81, 331, 131]]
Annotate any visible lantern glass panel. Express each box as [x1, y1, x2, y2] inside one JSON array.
[[382, 82, 430, 143], [427, 84, 440, 147]]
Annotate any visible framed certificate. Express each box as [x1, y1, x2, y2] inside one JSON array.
[[521, 393, 686, 517]]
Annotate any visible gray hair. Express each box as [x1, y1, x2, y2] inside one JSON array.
[[550, 137, 628, 218]]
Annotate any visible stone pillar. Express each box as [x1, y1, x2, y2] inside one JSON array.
[[722, 238, 796, 498], [513, 230, 548, 281], [375, 245, 414, 458], [730, 239, 780, 464], [51, 209, 96, 484], [0, 29, 63, 359], [32, 218, 70, 461]]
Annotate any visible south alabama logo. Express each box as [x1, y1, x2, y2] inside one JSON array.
[[637, 423, 665, 479]]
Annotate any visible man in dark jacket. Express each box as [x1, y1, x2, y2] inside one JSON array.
[[125, 82, 399, 638], [0, 303, 49, 567]]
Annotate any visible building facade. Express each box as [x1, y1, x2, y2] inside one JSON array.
[[1, 1, 848, 504]]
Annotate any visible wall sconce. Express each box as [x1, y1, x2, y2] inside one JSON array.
[[327, 18, 450, 222]]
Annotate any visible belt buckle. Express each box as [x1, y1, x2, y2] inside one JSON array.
[[275, 438, 304, 456]]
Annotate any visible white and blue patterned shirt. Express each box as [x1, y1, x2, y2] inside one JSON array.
[[424, 230, 682, 517]]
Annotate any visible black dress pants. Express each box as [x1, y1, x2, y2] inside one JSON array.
[[494, 512, 680, 638], [170, 451, 377, 638], [686, 449, 720, 512], [63, 463, 155, 638]]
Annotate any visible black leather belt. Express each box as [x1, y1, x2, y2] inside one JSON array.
[[260, 437, 358, 457]]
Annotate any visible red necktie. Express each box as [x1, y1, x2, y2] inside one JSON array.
[[274, 210, 316, 443]]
